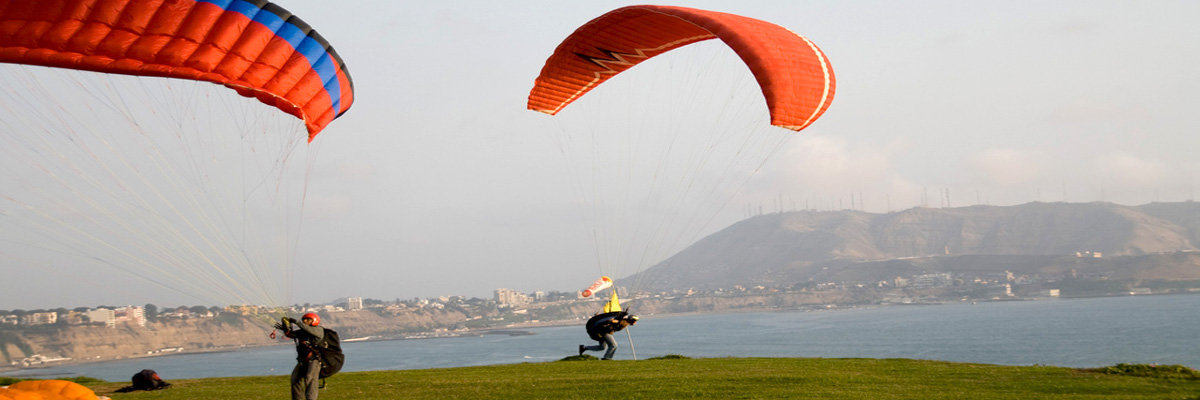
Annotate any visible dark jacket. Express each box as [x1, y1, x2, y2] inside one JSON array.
[[114, 369, 171, 392], [285, 322, 325, 363], [585, 311, 630, 341]]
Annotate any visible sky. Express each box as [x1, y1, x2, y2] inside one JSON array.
[[2, 0, 1199, 310]]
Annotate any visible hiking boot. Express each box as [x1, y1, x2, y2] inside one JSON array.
[[578, 345, 585, 356]]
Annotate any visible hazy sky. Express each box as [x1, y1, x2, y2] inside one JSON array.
[[2, 0, 1198, 309]]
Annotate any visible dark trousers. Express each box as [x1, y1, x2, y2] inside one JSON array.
[[290, 359, 321, 400]]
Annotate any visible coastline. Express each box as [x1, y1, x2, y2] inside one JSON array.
[[3, 291, 1193, 376], [0, 298, 1053, 375], [0, 342, 293, 375], [5, 292, 1200, 381], [0, 302, 941, 374]]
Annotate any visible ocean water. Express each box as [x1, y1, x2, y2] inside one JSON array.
[[6, 293, 1199, 381]]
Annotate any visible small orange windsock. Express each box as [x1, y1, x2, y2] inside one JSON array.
[[581, 276, 614, 297]]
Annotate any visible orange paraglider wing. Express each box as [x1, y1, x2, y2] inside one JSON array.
[[7, 379, 97, 400], [528, 5, 834, 131], [0, 388, 46, 400], [0, 0, 354, 140]]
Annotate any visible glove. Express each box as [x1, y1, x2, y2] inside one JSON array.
[[288, 318, 299, 324], [273, 322, 286, 331]]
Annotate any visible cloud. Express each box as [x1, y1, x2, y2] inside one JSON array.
[[1049, 18, 1105, 36], [968, 148, 1045, 186], [740, 135, 924, 211], [333, 159, 375, 181], [1093, 153, 1167, 189], [1041, 94, 1150, 127], [768, 135, 897, 189], [304, 194, 356, 216]]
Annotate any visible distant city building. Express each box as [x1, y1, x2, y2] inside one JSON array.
[[494, 288, 530, 306], [224, 305, 263, 316], [21, 311, 57, 326], [909, 273, 953, 289], [115, 306, 146, 327], [61, 311, 86, 325], [986, 283, 1013, 299], [348, 297, 363, 311], [86, 308, 116, 328]]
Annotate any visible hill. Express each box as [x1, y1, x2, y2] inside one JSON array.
[[631, 201, 1200, 291]]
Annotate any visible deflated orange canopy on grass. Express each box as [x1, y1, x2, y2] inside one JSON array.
[[3, 380, 99, 400]]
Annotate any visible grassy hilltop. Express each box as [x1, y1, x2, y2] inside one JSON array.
[[74, 357, 1200, 400]]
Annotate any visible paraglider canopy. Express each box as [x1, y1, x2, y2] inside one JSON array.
[[3, 379, 99, 400], [0, 0, 356, 309], [528, 4, 834, 132], [0, 0, 356, 140]]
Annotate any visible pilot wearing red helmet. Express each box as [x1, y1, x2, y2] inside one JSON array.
[[274, 312, 325, 399]]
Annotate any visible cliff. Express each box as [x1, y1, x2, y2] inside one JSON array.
[[0, 306, 490, 369], [1, 317, 276, 367]]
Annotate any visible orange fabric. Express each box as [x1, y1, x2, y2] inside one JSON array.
[[0, 388, 47, 400], [6, 380, 97, 400], [528, 5, 835, 132], [0, 0, 354, 139]]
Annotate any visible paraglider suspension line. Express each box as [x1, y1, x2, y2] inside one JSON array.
[[625, 328, 637, 361]]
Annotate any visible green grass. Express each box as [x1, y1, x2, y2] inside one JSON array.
[[62, 358, 1200, 399]]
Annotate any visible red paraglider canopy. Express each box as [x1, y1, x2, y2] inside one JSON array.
[[0, 0, 355, 140], [528, 5, 835, 132]]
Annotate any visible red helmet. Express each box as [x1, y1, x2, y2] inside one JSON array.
[[301, 312, 320, 326]]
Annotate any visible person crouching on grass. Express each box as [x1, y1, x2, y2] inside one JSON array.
[[579, 311, 638, 360]]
